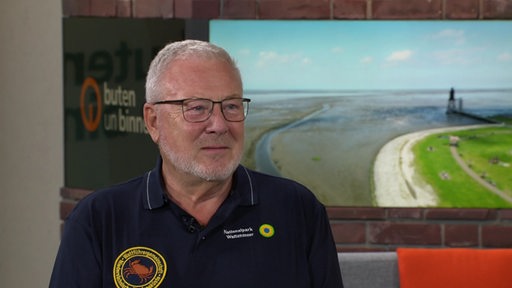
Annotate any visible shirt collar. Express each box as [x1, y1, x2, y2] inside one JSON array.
[[143, 157, 259, 210], [142, 157, 167, 210]]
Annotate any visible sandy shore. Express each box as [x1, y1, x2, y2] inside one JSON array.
[[243, 95, 496, 206], [373, 124, 495, 207]]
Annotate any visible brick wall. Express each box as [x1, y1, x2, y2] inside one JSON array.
[[63, 0, 512, 19], [60, 0, 512, 251], [327, 207, 512, 251]]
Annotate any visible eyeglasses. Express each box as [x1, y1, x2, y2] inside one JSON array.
[[152, 98, 251, 123]]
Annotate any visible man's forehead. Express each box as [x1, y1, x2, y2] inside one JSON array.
[[159, 66, 241, 98], [168, 57, 236, 70], [165, 58, 241, 83]]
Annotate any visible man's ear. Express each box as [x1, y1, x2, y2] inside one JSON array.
[[144, 103, 159, 144]]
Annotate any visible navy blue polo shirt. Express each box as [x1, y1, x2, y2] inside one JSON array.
[[50, 158, 342, 288]]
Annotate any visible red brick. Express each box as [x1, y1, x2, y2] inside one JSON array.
[[327, 207, 386, 220], [368, 223, 441, 245], [338, 247, 390, 252], [63, 0, 91, 16], [175, 0, 192, 17], [425, 208, 494, 220], [445, 0, 479, 19], [333, 0, 367, 19], [482, 225, 512, 247], [91, 0, 117, 16], [175, 0, 220, 19], [484, 0, 512, 19], [388, 208, 423, 219], [133, 0, 174, 18], [60, 187, 92, 201], [60, 201, 77, 220], [117, 0, 133, 17], [372, 0, 443, 19], [222, 0, 257, 19], [498, 209, 512, 221], [259, 0, 331, 19], [444, 224, 479, 247], [331, 222, 366, 243]]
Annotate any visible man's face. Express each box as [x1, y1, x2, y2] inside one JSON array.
[[146, 58, 245, 181]]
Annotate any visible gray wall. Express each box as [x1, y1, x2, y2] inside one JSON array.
[[0, 0, 62, 286]]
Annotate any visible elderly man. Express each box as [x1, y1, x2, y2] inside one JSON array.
[[50, 40, 343, 288]]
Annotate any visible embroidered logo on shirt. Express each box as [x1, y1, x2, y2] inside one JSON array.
[[224, 227, 254, 239], [259, 224, 275, 238], [113, 246, 167, 288]]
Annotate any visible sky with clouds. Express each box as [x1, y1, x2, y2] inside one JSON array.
[[210, 20, 512, 91]]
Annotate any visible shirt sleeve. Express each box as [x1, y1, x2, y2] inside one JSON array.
[[305, 197, 344, 288], [49, 207, 102, 287]]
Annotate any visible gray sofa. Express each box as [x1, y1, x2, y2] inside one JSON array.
[[338, 252, 399, 288]]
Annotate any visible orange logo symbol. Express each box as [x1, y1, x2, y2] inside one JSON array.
[[113, 246, 166, 288], [124, 259, 155, 284], [80, 77, 102, 132]]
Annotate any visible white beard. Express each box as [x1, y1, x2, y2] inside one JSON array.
[[158, 137, 242, 182]]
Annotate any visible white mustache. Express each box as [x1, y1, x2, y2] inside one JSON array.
[[197, 135, 233, 147]]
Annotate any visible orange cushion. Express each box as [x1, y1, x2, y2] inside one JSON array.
[[397, 248, 512, 288]]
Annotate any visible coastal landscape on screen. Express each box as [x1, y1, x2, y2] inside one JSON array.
[[210, 21, 512, 208]]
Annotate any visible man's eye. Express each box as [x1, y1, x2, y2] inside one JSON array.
[[224, 103, 240, 111], [186, 104, 208, 112]]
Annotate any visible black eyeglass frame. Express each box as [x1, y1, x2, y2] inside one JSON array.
[[152, 98, 251, 123]]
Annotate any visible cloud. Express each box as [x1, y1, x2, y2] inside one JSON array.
[[386, 50, 413, 62], [331, 47, 343, 54], [498, 52, 512, 62], [432, 49, 469, 65], [432, 45, 494, 66], [431, 29, 466, 45], [360, 56, 373, 64], [256, 51, 311, 67], [302, 57, 312, 64], [257, 51, 287, 66], [238, 49, 251, 56]]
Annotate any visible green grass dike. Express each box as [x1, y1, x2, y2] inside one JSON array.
[[413, 117, 512, 208]]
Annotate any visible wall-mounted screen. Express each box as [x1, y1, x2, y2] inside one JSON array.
[[211, 20, 512, 208]]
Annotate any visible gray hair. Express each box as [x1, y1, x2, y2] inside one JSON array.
[[145, 40, 241, 103]]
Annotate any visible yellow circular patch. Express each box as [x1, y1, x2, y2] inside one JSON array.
[[113, 246, 167, 288], [259, 224, 275, 238]]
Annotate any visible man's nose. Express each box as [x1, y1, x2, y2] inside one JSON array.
[[205, 103, 229, 132]]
